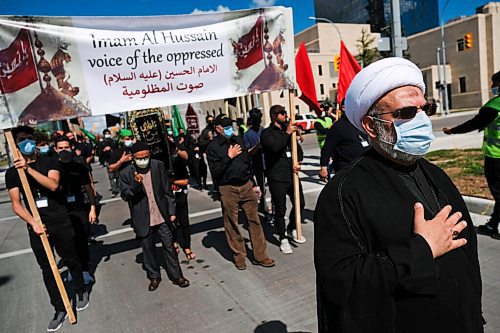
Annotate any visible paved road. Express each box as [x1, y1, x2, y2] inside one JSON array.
[[1, 129, 499, 333]]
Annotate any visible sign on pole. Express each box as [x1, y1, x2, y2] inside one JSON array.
[[0, 7, 295, 129]]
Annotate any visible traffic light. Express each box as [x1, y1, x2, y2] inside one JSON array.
[[464, 32, 473, 49], [334, 54, 341, 72]]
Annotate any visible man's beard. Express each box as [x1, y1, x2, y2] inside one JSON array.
[[372, 120, 421, 164]]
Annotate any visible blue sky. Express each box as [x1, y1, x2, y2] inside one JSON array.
[[0, 0, 490, 33]]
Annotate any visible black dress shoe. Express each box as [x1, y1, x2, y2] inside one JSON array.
[[148, 278, 161, 291], [173, 277, 190, 288]]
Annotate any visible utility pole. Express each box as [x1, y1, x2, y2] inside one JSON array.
[[436, 47, 444, 115], [391, 0, 403, 57]]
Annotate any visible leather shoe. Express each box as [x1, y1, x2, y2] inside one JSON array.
[[148, 278, 161, 291], [173, 277, 190, 288], [235, 262, 247, 270], [256, 257, 275, 268]]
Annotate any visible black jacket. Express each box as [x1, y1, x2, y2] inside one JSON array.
[[261, 123, 303, 182], [320, 116, 370, 172], [206, 134, 254, 186], [314, 149, 483, 333], [120, 160, 176, 238]]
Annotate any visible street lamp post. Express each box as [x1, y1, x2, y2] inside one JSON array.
[[440, 0, 452, 115], [308, 16, 343, 41]]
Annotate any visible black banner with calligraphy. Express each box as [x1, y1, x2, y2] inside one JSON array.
[[129, 108, 172, 172]]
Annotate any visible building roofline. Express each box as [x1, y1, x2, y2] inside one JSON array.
[[408, 13, 485, 39]]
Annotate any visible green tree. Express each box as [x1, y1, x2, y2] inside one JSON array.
[[355, 28, 381, 67]]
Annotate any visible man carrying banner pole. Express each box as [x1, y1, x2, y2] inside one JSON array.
[[5, 126, 88, 332]]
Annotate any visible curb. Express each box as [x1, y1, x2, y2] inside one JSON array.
[[463, 195, 494, 216]]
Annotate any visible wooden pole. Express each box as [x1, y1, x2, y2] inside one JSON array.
[[4, 130, 76, 324], [288, 90, 303, 241]]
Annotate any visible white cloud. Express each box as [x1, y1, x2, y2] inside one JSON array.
[[251, 0, 277, 7], [191, 5, 231, 14]]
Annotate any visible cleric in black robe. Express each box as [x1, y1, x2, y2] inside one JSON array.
[[314, 57, 483, 333]]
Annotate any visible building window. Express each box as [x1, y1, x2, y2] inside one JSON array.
[[320, 84, 324, 95], [332, 83, 336, 88], [329, 62, 335, 77], [459, 77, 467, 93], [457, 39, 465, 52], [318, 65, 323, 76]]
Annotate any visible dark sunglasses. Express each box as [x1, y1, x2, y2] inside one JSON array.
[[276, 110, 287, 116], [372, 102, 437, 120]]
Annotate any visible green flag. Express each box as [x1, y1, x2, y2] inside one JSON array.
[[80, 128, 96, 142], [171, 105, 186, 136]]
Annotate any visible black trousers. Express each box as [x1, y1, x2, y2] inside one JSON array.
[[173, 191, 191, 249], [190, 156, 207, 188], [485, 157, 500, 228], [29, 216, 84, 312], [68, 207, 90, 271], [140, 222, 183, 280], [268, 178, 305, 240], [254, 168, 271, 215], [108, 170, 120, 193]]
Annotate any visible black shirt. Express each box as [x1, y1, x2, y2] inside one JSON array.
[[261, 124, 303, 182], [6, 156, 68, 222], [99, 138, 118, 163], [320, 116, 370, 172], [109, 147, 132, 172], [59, 160, 92, 209], [206, 134, 254, 186], [172, 155, 190, 190]]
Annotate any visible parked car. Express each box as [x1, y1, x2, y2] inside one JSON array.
[[294, 113, 317, 133]]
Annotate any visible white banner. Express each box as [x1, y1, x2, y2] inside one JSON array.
[[0, 7, 295, 129]]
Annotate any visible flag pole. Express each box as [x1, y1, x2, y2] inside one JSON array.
[[288, 90, 303, 241], [4, 130, 76, 324]]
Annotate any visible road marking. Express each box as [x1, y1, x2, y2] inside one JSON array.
[[0, 187, 323, 260], [0, 248, 33, 259]]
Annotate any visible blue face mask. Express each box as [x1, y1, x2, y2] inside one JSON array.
[[223, 126, 235, 138], [38, 145, 50, 155], [492, 87, 499, 96], [392, 111, 435, 156], [18, 139, 37, 156]]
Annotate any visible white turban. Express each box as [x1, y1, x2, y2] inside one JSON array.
[[345, 57, 425, 133]]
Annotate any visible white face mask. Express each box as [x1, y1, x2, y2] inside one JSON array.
[[104, 134, 112, 139], [134, 157, 150, 169]]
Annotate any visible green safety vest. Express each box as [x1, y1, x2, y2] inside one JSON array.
[[483, 96, 500, 158], [316, 117, 333, 148]]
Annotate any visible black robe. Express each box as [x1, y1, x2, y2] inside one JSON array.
[[314, 149, 483, 333]]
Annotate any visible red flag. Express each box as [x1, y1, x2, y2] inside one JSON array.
[[337, 40, 361, 105], [0, 29, 38, 93], [232, 16, 264, 70], [295, 42, 321, 115]]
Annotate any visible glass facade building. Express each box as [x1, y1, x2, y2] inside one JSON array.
[[314, 0, 439, 36]]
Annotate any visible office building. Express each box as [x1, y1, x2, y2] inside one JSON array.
[[313, 0, 439, 36]]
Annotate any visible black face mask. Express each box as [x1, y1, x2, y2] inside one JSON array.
[[58, 150, 72, 163]]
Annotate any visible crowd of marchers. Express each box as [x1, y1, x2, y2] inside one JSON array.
[[5, 59, 500, 333]]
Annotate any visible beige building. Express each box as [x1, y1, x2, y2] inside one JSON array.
[[198, 22, 379, 126], [407, 2, 500, 111]]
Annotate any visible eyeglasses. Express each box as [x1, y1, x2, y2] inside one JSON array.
[[276, 110, 287, 116], [372, 102, 437, 120]]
